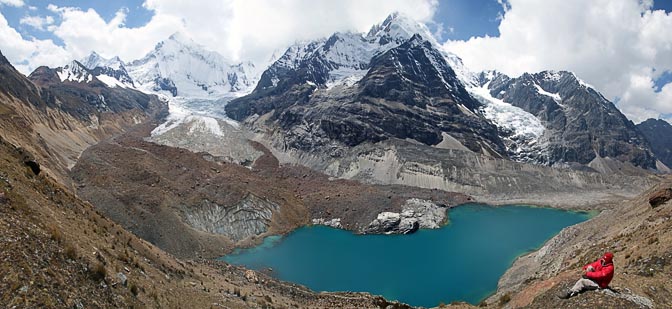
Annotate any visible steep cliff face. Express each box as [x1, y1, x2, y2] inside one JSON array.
[[637, 118, 672, 169], [479, 70, 656, 169], [228, 34, 506, 158]]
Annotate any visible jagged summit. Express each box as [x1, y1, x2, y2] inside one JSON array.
[[126, 32, 258, 98], [55, 60, 94, 83], [78, 51, 125, 71], [73, 52, 135, 88], [365, 12, 437, 46], [637, 118, 672, 169]]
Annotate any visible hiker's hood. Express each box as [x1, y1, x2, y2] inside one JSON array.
[[602, 252, 614, 264]]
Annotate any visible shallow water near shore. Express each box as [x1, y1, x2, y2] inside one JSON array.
[[222, 204, 591, 307]]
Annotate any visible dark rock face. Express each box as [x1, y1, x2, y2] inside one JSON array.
[[27, 66, 154, 123], [0, 52, 43, 107], [481, 71, 656, 169], [637, 118, 672, 168], [91, 66, 135, 87], [649, 187, 672, 208], [153, 77, 177, 97], [228, 35, 506, 156]]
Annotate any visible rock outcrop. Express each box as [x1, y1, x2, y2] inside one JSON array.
[[363, 198, 448, 234], [364, 211, 419, 234], [649, 187, 672, 208], [311, 218, 343, 228], [183, 193, 279, 241]]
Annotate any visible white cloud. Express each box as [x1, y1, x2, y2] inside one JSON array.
[[0, 0, 24, 7], [444, 0, 672, 123], [42, 4, 181, 65], [142, 0, 438, 63], [1, 1, 437, 75], [19, 15, 55, 31], [0, 12, 69, 73]]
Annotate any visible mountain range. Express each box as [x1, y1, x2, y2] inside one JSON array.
[[28, 13, 668, 173], [1, 11, 672, 309]]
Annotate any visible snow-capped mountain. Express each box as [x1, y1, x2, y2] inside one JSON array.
[[255, 12, 471, 93], [55, 60, 94, 83], [226, 12, 660, 171], [79, 52, 135, 88], [126, 32, 258, 98], [227, 14, 507, 156], [476, 70, 656, 168]]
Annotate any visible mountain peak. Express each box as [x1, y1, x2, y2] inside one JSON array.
[[78, 52, 127, 72], [0, 49, 9, 65], [366, 12, 435, 45], [167, 31, 196, 45]]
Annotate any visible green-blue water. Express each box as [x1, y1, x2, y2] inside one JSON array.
[[222, 204, 590, 307]]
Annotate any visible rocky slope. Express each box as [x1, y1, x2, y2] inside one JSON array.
[[0, 134, 414, 308], [481, 176, 672, 309], [0, 49, 165, 186], [0, 49, 417, 308], [477, 70, 657, 169], [637, 118, 672, 170], [229, 35, 505, 156], [71, 121, 470, 258]]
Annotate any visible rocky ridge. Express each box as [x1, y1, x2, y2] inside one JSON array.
[[637, 118, 672, 170], [0, 49, 165, 186], [477, 70, 657, 169]]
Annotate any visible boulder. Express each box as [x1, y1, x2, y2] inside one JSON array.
[[244, 270, 259, 283], [649, 188, 672, 208], [311, 218, 343, 228], [116, 272, 128, 287], [363, 212, 418, 234]]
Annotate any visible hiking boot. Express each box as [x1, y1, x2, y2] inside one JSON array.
[[558, 291, 576, 299]]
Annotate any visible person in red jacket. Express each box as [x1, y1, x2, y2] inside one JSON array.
[[559, 252, 614, 299]]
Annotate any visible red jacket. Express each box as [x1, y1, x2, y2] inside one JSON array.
[[583, 258, 614, 288]]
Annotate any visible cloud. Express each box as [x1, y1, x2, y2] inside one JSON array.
[[143, 0, 438, 63], [42, 4, 181, 65], [0, 12, 69, 73], [444, 0, 672, 123], [2, 0, 437, 75], [0, 0, 23, 7], [19, 15, 55, 31]]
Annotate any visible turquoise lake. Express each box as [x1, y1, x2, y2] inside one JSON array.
[[222, 204, 591, 307]]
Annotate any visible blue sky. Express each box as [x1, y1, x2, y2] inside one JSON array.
[[0, 0, 670, 122]]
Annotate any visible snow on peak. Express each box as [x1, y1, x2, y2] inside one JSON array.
[[126, 33, 260, 98], [366, 12, 437, 46], [167, 31, 195, 45], [57, 61, 93, 83], [534, 83, 562, 102], [79, 52, 125, 71]]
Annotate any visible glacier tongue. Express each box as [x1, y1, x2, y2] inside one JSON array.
[[469, 84, 546, 161]]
